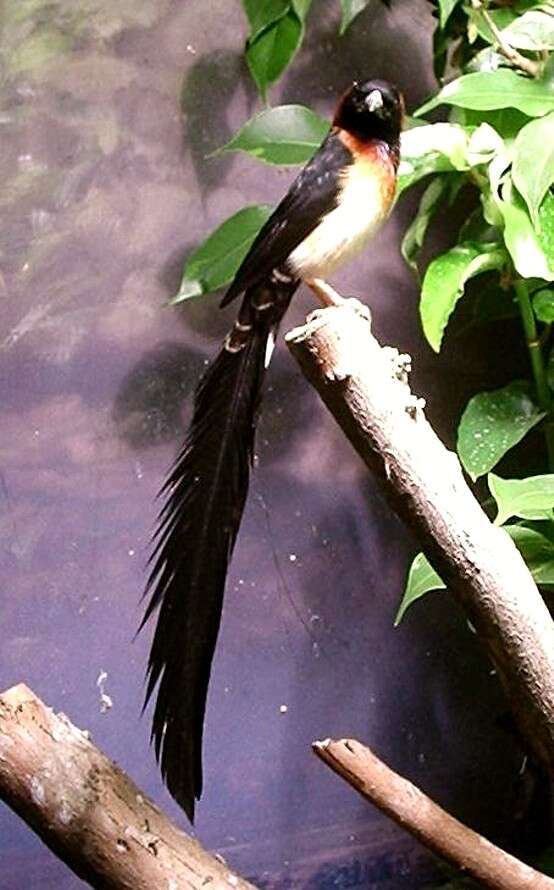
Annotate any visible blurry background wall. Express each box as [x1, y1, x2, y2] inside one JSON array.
[[0, 1, 529, 887]]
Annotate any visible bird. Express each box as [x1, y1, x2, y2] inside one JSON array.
[[140, 78, 404, 821]]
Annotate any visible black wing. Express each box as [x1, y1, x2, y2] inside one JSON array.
[[221, 129, 353, 307]]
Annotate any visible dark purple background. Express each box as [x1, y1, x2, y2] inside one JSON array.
[[1, 1, 526, 887]]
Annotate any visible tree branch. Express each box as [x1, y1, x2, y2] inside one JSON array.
[[0, 683, 258, 890], [286, 303, 554, 777], [471, 0, 540, 77], [313, 737, 554, 890]]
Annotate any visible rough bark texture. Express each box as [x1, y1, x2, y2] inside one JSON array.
[[286, 304, 554, 777], [0, 684, 258, 890], [313, 737, 554, 890]]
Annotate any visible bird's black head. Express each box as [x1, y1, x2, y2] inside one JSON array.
[[333, 79, 404, 147]]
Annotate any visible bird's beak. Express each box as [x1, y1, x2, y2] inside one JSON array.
[[366, 89, 384, 113]]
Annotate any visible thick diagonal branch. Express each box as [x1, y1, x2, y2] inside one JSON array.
[[286, 304, 554, 776], [0, 684, 258, 890], [313, 738, 554, 890]]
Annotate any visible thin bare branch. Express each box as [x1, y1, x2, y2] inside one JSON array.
[[314, 737, 554, 890], [471, 0, 540, 77]]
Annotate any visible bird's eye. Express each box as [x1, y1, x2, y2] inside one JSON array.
[[365, 90, 384, 113]]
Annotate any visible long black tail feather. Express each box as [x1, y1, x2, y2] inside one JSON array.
[[141, 275, 297, 821]]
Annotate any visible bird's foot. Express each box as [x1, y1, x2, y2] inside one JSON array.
[[306, 277, 344, 307], [306, 279, 371, 322]]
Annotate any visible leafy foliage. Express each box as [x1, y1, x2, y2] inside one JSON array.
[[214, 105, 329, 165], [499, 9, 554, 53], [457, 382, 544, 481], [533, 287, 554, 323], [489, 472, 554, 525], [499, 185, 554, 281], [401, 176, 457, 270], [175, 4, 554, 876], [505, 523, 554, 586], [172, 206, 273, 303], [402, 513, 554, 625], [420, 242, 506, 351], [512, 112, 554, 227], [437, 0, 459, 31], [393, 1, 554, 619], [398, 122, 470, 193], [242, 0, 314, 99], [416, 70, 554, 117], [395, 552, 446, 625], [173, 0, 554, 628], [241, 0, 392, 95]]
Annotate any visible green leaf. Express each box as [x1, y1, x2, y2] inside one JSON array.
[[453, 106, 531, 140], [246, 9, 303, 99], [397, 123, 469, 195], [401, 176, 453, 271], [215, 104, 329, 166], [488, 146, 513, 198], [466, 123, 504, 167], [416, 70, 554, 118], [533, 287, 554, 322], [397, 155, 456, 196], [512, 112, 554, 228], [242, 0, 289, 36], [504, 523, 554, 585], [482, 190, 505, 229], [468, 7, 517, 44], [420, 243, 507, 352], [457, 381, 545, 481], [501, 10, 554, 51], [291, 0, 313, 19], [499, 179, 554, 281], [340, 0, 371, 35], [537, 190, 554, 266], [490, 473, 554, 525], [172, 205, 273, 303], [410, 180, 459, 262], [438, 0, 460, 29], [395, 552, 446, 625], [401, 123, 470, 169]]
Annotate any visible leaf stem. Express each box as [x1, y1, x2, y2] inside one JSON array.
[[514, 279, 554, 469], [470, 0, 540, 77]]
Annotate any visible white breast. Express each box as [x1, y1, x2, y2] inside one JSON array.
[[288, 162, 391, 281]]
